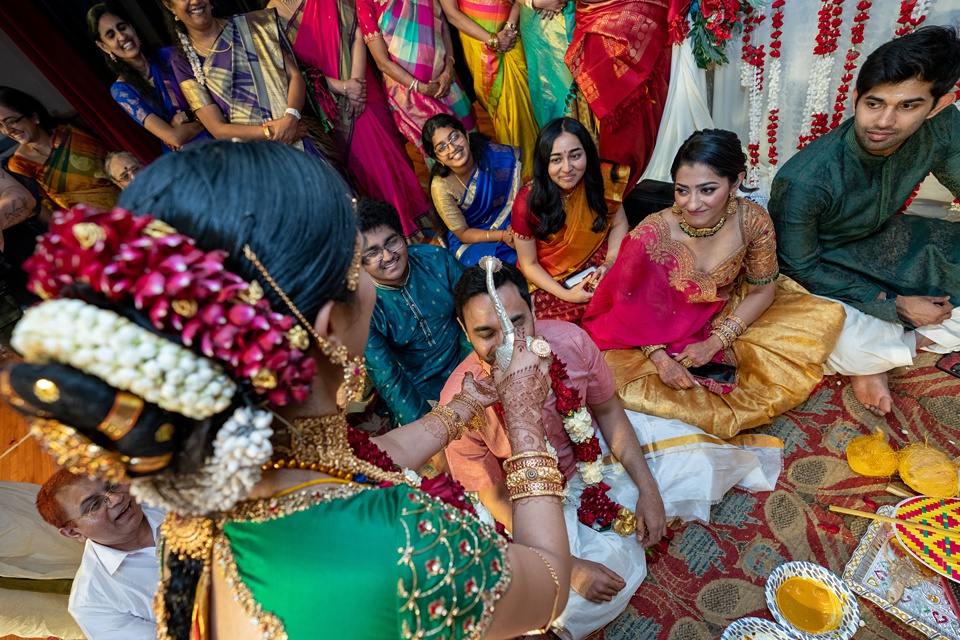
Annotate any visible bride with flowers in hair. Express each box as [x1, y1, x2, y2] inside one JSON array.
[[2, 140, 573, 639]]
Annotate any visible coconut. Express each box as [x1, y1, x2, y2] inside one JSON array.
[[846, 429, 899, 477], [898, 443, 960, 498]]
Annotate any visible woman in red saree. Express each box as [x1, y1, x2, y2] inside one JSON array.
[[582, 130, 846, 436], [511, 117, 628, 324], [564, 0, 682, 192]]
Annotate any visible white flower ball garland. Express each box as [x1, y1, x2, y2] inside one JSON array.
[[12, 299, 235, 420], [131, 407, 275, 515]]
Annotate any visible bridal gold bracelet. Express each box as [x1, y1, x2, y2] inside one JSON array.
[[640, 344, 666, 359]]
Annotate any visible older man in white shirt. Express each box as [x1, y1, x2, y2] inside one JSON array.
[[36, 469, 164, 640]]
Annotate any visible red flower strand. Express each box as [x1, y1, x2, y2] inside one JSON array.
[[831, 0, 873, 129], [741, 4, 766, 174], [766, 0, 785, 166], [895, 0, 926, 37]]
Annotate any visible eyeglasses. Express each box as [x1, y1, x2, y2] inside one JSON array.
[[61, 482, 123, 527], [117, 163, 143, 185], [0, 115, 24, 131], [434, 131, 464, 157], [362, 234, 404, 265]]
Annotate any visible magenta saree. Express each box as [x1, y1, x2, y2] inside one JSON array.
[[288, 0, 431, 235]]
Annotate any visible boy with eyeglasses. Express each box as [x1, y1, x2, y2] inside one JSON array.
[[36, 469, 164, 640], [358, 197, 473, 426]]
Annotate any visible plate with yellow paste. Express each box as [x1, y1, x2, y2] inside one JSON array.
[[765, 561, 860, 640]]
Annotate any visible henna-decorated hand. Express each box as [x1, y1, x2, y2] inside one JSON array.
[[493, 326, 552, 452], [461, 371, 498, 408]]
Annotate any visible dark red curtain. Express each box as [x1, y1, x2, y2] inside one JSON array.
[[0, 1, 161, 163]]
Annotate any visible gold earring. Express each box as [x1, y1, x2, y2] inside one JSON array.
[[672, 202, 682, 216], [727, 193, 738, 215], [109, 52, 117, 62], [243, 244, 366, 410]]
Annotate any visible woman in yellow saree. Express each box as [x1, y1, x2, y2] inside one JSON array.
[[0, 88, 118, 212], [582, 130, 846, 437], [438, 0, 538, 179]]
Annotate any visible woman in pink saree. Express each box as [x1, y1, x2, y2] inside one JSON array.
[[268, 0, 432, 236]]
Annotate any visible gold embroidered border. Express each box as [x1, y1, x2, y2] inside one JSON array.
[[214, 533, 288, 640]]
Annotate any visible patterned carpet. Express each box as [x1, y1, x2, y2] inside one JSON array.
[[595, 352, 960, 640]]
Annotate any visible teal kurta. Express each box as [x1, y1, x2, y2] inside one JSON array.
[[365, 244, 473, 425], [769, 106, 960, 323], [220, 484, 511, 639]]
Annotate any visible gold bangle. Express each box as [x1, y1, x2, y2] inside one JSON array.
[[523, 548, 561, 635], [504, 455, 560, 474], [506, 465, 564, 489], [710, 327, 734, 349], [725, 314, 747, 333], [503, 450, 558, 472], [262, 123, 272, 139], [509, 485, 565, 501], [431, 404, 465, 443], [640, 344, 667, 359], [451, 391, 484, 422]]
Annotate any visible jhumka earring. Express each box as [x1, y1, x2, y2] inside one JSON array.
[[672, 202, 682, 216], [243, 238, 365, 411]]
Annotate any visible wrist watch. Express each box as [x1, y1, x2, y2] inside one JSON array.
[[284, 107, 302, 120]]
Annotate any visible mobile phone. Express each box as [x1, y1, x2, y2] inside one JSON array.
[[688, 361, 737, 385], [936, 353, 960, 379], [563, 266, 597, 289]]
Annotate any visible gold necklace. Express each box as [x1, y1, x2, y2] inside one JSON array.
[[263, 413, 412, 487], [678, 214, 726, 238], [190, 20, 231, 54], [676, 196, 738, 238]]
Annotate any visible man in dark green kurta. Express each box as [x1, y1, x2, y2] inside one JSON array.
[[770, 25, 960, 416]]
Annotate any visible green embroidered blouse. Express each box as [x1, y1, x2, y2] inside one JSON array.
[[216, 483, 512, 639]]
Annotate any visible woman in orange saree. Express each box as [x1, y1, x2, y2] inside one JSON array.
[[582, 130, 846, 437], [511, 117, 628, 324]]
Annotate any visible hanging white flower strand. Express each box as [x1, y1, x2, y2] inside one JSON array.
[[798, 0, 844, 150]]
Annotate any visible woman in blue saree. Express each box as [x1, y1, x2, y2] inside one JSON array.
[[87, 3, 209, 154], [163, 0, 341, 170], [423, 114, 520, 265]]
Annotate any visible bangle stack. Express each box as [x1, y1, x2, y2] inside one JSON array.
[[710, 314, 747, 349], [503, 451, 564, 501], [640, 344, 666, 359], [451, 391, 486, 431], [408, 78, 419, 94], [430, 404, 466, 444]]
